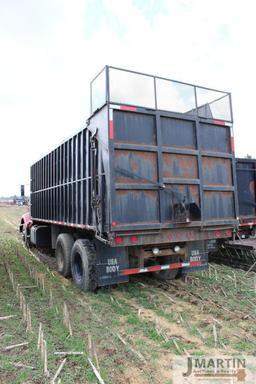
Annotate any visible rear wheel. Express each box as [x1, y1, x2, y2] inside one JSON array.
[[55, 234, 74, 277], [153, 255, 180, 280], [71, 239, 97, 292]]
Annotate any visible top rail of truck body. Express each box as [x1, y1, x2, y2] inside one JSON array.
[[31, 66, 238, 246], [91, 66, 233, 122]]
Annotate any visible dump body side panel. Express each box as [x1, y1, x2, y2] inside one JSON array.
[[31, 128, 93, 227], [30, 106, 108, 233]]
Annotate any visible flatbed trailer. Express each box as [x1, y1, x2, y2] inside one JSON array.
[[20, 66, 238, 291]]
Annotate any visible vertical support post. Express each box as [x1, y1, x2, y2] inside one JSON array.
[[81, 130, 84, 224], [75, 133, 79, 224], [194, 113, 204, 226], [155, 111, 164, 225], [105, 65, 110, 105], [86, 129, 90, 225]]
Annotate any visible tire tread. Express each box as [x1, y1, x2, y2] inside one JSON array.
[[56, 233, 74, 277], [71, 239, 97, 292]]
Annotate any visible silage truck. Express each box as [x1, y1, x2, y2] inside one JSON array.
[[20, 66, 238, 291]]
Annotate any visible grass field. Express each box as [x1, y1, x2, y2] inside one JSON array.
[[0, 205, 256, 383]]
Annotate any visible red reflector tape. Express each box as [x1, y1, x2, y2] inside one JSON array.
[[213, 119, 225, 126], [121, 260, 204, 276], [231, 136, 235, 152], [109, 120, 114, 139], [120, 105, 137, 112]]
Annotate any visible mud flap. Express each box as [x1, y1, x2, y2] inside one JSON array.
[[95, 242, 129, 286], [181, 240, 209, 274]]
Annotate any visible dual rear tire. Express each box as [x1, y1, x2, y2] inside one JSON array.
[[55, 235, 97, 292], [71, 239, 97, 292], [56, 234, 74, 277]]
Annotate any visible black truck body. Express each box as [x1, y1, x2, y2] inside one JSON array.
[[24, 66, 238, 290], [236, 158, 256, 232], [209, 157, 256, 271]]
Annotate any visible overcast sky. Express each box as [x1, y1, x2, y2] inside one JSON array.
[[1, 0, 255, 196]]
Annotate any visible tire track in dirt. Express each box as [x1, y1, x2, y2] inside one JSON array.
[[113, 277, 256, 356], [113, 291, 215, 351]]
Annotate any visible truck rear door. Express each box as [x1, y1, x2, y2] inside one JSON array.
[[109, 107, 237, 232]]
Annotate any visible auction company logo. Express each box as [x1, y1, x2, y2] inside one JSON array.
[[173, 355, 256, 383]]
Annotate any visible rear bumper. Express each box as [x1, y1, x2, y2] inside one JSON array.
[[120, 260, 207, 276], [96, 239, 209, 286]]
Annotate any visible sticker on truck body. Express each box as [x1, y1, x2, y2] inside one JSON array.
[[106, 258, 120, 274], [95, 242, 129, 286]]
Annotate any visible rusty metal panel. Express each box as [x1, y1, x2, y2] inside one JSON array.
[[162, 184, 200, 222], [199, 123, 230, 153], [113, 190, 159, 224], [161, 117, 196, 149], [114, 110, 156, 145], [202, 157, 232, 186], [111, 109, 237, 230], [163, 153, 198, 179], [204, 191, 234, 219], [114, 150, 157, 184]]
